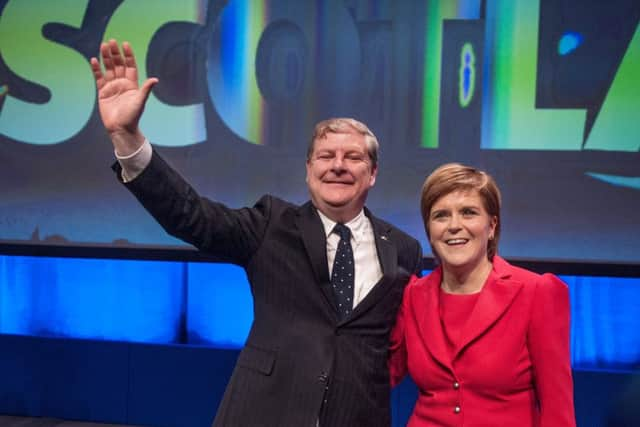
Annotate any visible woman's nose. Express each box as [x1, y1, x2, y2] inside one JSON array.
[[448, 214, 462, 232]]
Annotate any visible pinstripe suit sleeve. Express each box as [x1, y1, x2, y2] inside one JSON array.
[[121, 150, 270, 266], [389, 275, 420, 387]]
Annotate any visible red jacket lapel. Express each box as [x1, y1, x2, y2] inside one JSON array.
[[416, 257, 524, 368], [415, 267, 454, 371], [454, 256, 523, 359]]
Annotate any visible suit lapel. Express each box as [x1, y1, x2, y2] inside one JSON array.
[[417, 268, 454, 372], [295, 202, 336, 313], [295, 205, 403, 323], [348, 214, 397, 320], [454, 257, 522, 359]]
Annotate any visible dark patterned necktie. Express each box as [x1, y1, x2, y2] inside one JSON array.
[[331, 223, 354, 320]]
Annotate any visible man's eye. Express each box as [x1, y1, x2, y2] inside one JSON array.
[[346, 153, 367, 162]]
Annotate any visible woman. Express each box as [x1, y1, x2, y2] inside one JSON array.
[[390, 163, 575, 426]]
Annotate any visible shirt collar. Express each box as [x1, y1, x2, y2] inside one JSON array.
[[317, 209, 367, 244]]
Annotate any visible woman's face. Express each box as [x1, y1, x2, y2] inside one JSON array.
[[428, 189, 497, 276]]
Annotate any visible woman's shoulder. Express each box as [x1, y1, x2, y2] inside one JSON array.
[[403, 269, 440, 298], [494, 256, 567, 294], [408, 268, 440, 286]]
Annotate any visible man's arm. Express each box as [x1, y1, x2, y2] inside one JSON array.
[[121, 150, 270, 265], [114, 138, 152, 182], [92, 40, 268, 264]]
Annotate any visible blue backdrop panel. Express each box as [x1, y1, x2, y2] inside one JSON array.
[[1, 334, 638, 427], [186, 262, 253, 348], [0, 334, 130, 423], [565, 275, 640, 370], [0, 255, 185, 343], [1, 255, 640, 371], [126, 344, 239, 427]]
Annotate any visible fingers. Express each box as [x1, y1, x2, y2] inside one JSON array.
[[100, 41, 115, 81], [96, 39, 131, 81], [89, 57, 105, 90], [109, 39, 126, 78], [92, 39, 155, 91], [140, 77, 159, 104], [122, 42, 139, 83]]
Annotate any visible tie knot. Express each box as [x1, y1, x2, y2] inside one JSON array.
[[333, 223, 351, 241]]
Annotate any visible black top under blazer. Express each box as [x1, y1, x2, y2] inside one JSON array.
[[118, 151, 423, 427]]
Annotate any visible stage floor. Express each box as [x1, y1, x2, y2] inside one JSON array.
[[0, 416, 140, 427]]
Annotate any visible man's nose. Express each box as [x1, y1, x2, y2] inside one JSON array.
[[331, 155, 345, 169]]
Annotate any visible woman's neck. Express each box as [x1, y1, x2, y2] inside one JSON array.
[[441, 258, 493, 294]]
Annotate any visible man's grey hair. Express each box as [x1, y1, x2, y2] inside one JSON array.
[[307, 118, 379, 169]]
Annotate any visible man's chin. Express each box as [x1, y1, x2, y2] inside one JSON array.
[[317, 199, 351, 214], [323, 199, 351, 209]]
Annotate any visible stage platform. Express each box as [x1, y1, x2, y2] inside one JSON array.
[[0, 416, 139, 427]]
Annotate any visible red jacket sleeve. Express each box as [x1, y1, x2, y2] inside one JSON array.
[[528, 273, 576, 427]]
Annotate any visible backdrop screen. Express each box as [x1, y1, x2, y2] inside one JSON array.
[[1, 0, 638, 263]]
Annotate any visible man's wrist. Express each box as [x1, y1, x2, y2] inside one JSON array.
[[111, 129, 146, 157], [116, 138, 152, 182]]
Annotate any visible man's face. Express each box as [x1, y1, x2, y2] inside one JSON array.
[[306, 131, 377, 223]]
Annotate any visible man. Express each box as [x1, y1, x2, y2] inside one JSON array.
[[90, 39, 422, 427]]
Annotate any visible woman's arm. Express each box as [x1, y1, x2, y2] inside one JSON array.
[[528, 273, 576, 427]]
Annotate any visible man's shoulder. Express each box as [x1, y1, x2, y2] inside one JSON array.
[[252, 195, 317, 223], [255, 194, 309, 211], [366, 209, 418, 245]]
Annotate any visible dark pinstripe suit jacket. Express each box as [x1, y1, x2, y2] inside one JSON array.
[[120, 151, 423, 427]]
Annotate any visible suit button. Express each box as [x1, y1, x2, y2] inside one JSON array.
[[454, 405, 461, 414], [318, 372, 328, 383], [453, 381, 460, 389]]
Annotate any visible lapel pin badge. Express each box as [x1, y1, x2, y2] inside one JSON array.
[[380, 235, 389, 241]]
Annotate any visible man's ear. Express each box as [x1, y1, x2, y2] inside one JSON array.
[[369, 166, 378, 187]]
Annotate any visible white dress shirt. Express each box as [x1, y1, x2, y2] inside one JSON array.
[[114, 139, 152, 182], [317, 210, 383, 308]]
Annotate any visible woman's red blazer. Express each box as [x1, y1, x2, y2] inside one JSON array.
[[389, 256, 576, 427]]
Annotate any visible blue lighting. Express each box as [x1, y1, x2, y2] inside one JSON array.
[[565, 275, 640, 370], [0, 255, 252, 347], [558, 31, 584, 55], [1, 255, 639, 370], [458, 42, 476, 107], [186, 262, 253, 348], [586, 172, 640, 191], [0, 256, 185, 342]]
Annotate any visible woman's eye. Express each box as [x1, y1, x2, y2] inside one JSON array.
[[431, 211, 448, 220]]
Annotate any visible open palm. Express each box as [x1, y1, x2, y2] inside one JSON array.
[[90, 39, 157, 139]]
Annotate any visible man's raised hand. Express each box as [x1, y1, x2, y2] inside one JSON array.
[[90, 39, 157, 155]]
